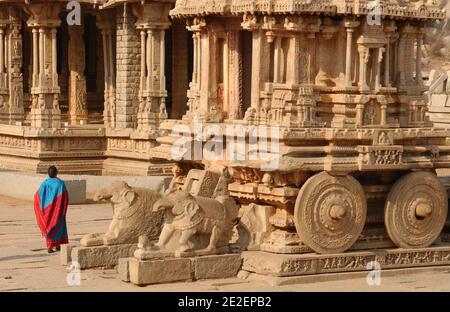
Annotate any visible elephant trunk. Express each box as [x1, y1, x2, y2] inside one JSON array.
[[153, 197, 174, 212], [93, 191, 112, 202]]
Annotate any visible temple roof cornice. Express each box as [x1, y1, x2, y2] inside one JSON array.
[[170, 0, 446, 21]]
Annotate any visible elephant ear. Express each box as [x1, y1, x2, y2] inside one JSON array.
[[183, 200, 201, 219], [124, 190, 136, 206]]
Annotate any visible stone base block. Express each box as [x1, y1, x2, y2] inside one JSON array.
[[241, 243, 450, 277], [61, 243, 137, 269], [118, 257, 133, 282], [193, 254, 242, 280], [127, 254, 242, 286], [60, 244, 74, 266], [240, 265, 450, 286]]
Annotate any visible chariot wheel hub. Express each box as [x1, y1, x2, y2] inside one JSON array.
[[330, 205, 347, 220], [415, 202, 433, 218]]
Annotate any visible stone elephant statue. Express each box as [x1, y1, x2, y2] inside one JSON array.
[[80, 181, 164, 246], [151, 190, 239, 255]]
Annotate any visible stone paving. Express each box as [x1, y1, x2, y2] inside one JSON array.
[[1, 194, 450, 292]]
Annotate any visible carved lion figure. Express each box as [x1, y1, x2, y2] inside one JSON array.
[[80, 181, 164, 247], [151, 190, 239, 255]]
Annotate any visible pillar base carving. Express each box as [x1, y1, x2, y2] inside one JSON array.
[[30, 108, 61, 129]]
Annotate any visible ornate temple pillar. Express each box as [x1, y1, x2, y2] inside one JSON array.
[[273, 37, 282, 84], [0, 6, 24, 125], [375, 47, 384, 91], [397, 24, 416, 88], [219, 29, 240, 120], [0, 9, 8, 124], [68, 24, 88, 125], [133, 2, 171, 132], [114, 5, 139, 129], [97, 13, 116, 128], [416, 31, 424, 85], [344, 20, 359, 88], [384, 35, 391, 87], [357, 46, 370, 91], [242, 14, 268, 117], [184, 17, 221, 122], [26, 2, 61, 129], [8, 7, 24, 124]]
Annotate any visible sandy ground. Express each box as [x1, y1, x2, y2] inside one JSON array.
[[1, 195, 450, 292]]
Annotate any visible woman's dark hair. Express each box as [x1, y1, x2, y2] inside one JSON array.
[[48, 166, 58, 178]]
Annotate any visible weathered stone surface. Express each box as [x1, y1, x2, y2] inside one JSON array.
[[194, 254, 242, 280], [127, 253, 243, 285], [118, 257, 133, 282], [71, 244, 137, 269], [60, 244, 74, 266], [242, 244, 450, 277], [129, 257, 192, 285]]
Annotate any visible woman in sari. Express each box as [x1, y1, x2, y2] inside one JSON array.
[[34, 166, 69, 253]]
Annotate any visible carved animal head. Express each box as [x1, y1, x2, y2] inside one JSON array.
[[153, 190, 197, 217], [94, 181, 137, 208]]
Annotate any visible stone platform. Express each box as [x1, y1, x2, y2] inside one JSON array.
[[240, 243, 450, 281], [119, 254, 242, 286], [61, 243, 138, 269]]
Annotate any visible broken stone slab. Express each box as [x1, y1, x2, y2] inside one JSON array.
[[118, 257, 133, 282], [124, 254, 242, 286], [61, 243, 138, 269], [60, 244, 75, 266], [241, 244, 450, 277]]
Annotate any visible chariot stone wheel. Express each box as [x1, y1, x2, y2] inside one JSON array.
[[294, 172, 367, 254], [384, 171, 448, 249]]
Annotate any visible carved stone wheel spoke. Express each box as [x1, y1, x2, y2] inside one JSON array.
[[384, 171, 448, 249], [294, 172, 367, 254]]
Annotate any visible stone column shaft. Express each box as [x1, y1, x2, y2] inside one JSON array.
[[375, 48, 383, 90], [160, 29, 165, 92], [345, 28, 353, 87], [192, 33, 197, 84], [32, 29, 38, 88], [274, 37, 281, 83], [140, 30, 146, 93], [0, 29, 4, 74], [384, 39, 391, 87], [416, 35, 423, 85], [38, 28, 44, 85]]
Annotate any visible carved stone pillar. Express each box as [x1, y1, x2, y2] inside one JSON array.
[[344, 20, 359, 88], [8, 7, 25, 124], [416, 32, 423, 85], [0, 9, 8, 124], [375, 47, 384, 91], [358, 46, 370, 91], [397, 25, 416, 87], [184, 17, 221, 122], [133, 2, 171, 132], [384, 35, 391, 87], [241, 14, 269, 123], [26, 2, 61, 129], [97, 13, 116, 129], [224, 30, 241, 120], [68, 25, 88, 125]]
